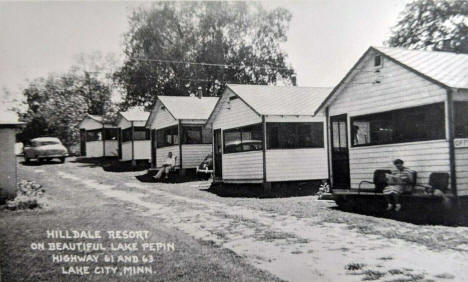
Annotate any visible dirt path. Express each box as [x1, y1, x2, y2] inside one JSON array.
[[51, 164, 468, 282]]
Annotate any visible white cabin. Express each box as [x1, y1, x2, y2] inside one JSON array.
[[78, 115, 119, 158], [145, 96, 219, 171], [0, 121, 24, 201], [315, 47, 468, 198], [206, 84, 331, 185], [116, 111, 151, 162]]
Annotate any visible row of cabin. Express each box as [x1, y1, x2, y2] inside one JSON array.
[[77, 46, 468, 198]]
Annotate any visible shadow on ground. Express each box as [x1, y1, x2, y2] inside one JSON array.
[[333, 197, 468, 227], [71, 157, 150, 172], [204, 181, 321, 199], [135, 169, 210, 183], [19, 159, 63, 166]]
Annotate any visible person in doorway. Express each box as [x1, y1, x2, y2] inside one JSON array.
[[383, 159, 414, 212], [154, 152, 176, 181]]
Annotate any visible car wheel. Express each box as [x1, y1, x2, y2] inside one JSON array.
[[59, 157, 66, 163]]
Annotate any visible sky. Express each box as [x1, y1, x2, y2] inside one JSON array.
[[0, 0, 409, 121]]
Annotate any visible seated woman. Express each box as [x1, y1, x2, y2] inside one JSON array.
[[154, 152, 176, 181], [383, 159, 414, 212]]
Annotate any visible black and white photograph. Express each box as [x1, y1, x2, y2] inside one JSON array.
[[1, 0, 468, 281]]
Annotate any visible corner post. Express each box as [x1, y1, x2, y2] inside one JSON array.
[[178, 120, 184, 176], [131, 121, 136, 167], [447, 89, 457, 197], [262, 115, 270, 191]]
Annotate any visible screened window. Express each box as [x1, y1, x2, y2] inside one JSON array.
[[86, 129, 102, 141], [156, 126, 179, 148], [122, 128, 132, 142], [351, 103, 445, 147], [133, 127, 150, 141], [223, 124, 263, 153], [455, 102, 468, 138], [103, 128, 119, 141], [181, 126, 212, 144], [267, 122, 324, 149]]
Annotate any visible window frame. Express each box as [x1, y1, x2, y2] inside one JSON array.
[[156, 125, 179, 148], [86, 129, 103, 142], [132, 127, 150, 141], [180, 125, 212, 145], [455, 101, 468, 139], [222, 123, 263, 154], [350, 102, 446, 147], [266, 122, 325, 150]]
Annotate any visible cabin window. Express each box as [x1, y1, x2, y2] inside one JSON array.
[[267, 122, 324, 149], [455, 101, 468, 138], [180, 126, 212, 144], [103, 128, 119, 141], [122, 128, 132, 142], [351, 103, 445, 147], [133, 127, 150, 141], [223, 124, 263, 153], [374, 55, 382, 67], [86, 129, 102, 141], [156, 126, 179, 148]]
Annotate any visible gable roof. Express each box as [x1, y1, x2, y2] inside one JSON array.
[[157, 96, 219, 120], [87, 114, 103, 123], [315, 46, 468, 114], [119, 111, 150, 122], [227, 84, 331, 115]]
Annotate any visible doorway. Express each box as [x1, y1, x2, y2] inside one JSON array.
[[213, 129, 222, 178], [330, 114, 350, 189]]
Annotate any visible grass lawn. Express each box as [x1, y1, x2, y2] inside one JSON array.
[[0, 160, 280, 282]]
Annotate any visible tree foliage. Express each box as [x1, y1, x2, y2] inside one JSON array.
[[387, 0, 468, 53], [115, 2, 295, 110], [15, 66, 117, 147]]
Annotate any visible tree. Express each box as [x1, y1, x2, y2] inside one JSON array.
[[387, 0, 468, 53], [114, 2, 295, 110]]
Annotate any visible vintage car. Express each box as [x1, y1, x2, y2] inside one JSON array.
[[196, 153, 213, 179], [23, 137, 69, 163]]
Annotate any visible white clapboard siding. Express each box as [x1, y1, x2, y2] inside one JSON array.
[[265, 113, 324, 123], [329, 51, 447, 117], [133, 140, 151, 160], [117, 118, 132, 130], [86, 141, 103, 157], [152, 103, 178, 129], [455, 146, 468, 196], [104, 140, 119, 157], [349, 140, 450, 188], [181, 144, 212, 168], [222, 151, 263, 181], [156, 145, 180, 168], [80, 118, 103, 130], [121, 141, 132, 161], [266, 148, 328, 182], [213, 92, 261, 130]]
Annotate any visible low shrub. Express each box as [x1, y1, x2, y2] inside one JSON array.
[[3, 180, 45, 210]]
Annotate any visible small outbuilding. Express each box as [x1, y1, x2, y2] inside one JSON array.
[[116, 111, 151, 163], [0, 121, 25, 201], [78, 114, 119, 158], [205, 84, 331, 186], [146, 95, 219, 173], [314, 47, 468, 202]]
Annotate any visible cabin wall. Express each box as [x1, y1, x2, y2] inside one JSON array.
[[118, 118, 132, 130], [266, 148, 328, 182], [134, 140, 151, 160], [349, 140, 450, 188], [455, 143, 468, 196], [212, 90, 261, 130], [328, 51, 447, 117], [0, 128, 18, 200], [151, 103, 178, 129], [156, 145, 180, 168], [79, 119, 103, 130], [181, 144, 212, 169], [121, 141, 132, 161], [104, 140, 119, 157], [86, 141, 104, 157], [222, 151, 263, 182]]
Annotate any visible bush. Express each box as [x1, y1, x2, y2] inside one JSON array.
[[3, 180, 45, 210]]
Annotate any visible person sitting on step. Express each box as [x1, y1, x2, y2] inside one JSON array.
[[383, 159, 414, 212]]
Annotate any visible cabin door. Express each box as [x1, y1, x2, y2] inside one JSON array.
[[80, 129, 86, 156], [330, 114, 350, 189], [213, 129, 222, 178]]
